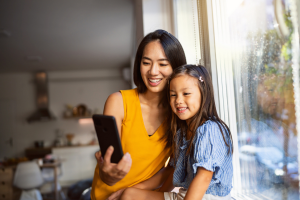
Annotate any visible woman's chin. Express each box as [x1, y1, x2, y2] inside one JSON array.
[[146, 88, 164, 94], [145, 84, 167, 93]]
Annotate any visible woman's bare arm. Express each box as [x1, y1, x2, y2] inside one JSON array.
[[94, 92, 132, 186], [103, 92, 124, 136], [158, 166, 174, 192], [107, 166, 173, 200], [133, 166, 174, 190]]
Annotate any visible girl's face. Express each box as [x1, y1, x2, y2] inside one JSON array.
[[169, 75, 202, 124], [140, 40, 173, 93]]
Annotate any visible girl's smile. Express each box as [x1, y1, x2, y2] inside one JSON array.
[[170, 75, 202, 122], [177, 107, 188, 113]]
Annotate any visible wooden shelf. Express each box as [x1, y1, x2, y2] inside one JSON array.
[[63, 116, 92, 119]]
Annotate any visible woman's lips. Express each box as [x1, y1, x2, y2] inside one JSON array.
[[148, 78, 162, 86]]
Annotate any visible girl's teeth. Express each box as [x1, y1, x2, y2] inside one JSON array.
[[149, 79, 162, 83], [178, 108, 187, 111]]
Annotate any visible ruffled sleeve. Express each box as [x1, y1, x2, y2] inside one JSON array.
[[192, 121, 226, 175]]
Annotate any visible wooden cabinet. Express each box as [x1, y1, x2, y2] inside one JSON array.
[[0, 167, 20, 200], [52, 145, 99, 187], [25, 147, 52, 160], [0, 167, 13, 200]]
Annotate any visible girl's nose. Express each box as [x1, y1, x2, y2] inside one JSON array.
[[175, 96, 183, 105], [149, 63, 159, 75]]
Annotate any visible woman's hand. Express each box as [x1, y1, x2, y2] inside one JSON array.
[[106, 188, 126, 200], [95, 146, 132, 186]]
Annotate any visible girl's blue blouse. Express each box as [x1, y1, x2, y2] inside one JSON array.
[[170, 120, 233, 196]]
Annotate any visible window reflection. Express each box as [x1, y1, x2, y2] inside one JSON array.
[[227, 0, 299, 199]]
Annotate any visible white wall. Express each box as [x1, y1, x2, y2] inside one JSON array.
[[0, 69, 130, 159]]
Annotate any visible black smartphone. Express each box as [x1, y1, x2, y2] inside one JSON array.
[[92, 114, 124, 163]]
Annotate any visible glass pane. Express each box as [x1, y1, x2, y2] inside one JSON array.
[[227, 0, 299, 199]]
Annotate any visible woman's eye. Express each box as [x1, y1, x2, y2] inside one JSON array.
[[184, 93, 190, 95], [160, 64, 168, 67], [170, 94, 176, 97], [143, 62, 150, 65]]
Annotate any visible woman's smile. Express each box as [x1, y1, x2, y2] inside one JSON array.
[[148, 78, 163, 86]]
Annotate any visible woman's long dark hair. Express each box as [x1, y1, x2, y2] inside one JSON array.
[[167, 65, 233, 162]]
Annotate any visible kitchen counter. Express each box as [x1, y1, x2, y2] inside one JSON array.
[[25, 144, 99, 160], [52, 145, 99, 186], [25, 144, 99, 187]]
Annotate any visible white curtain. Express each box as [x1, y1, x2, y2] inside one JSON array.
[[173, 0, 201, 64]]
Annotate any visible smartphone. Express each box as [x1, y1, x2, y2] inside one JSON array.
[[92, 114, 124, 163]]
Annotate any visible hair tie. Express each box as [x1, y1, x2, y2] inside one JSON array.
[[199, 76, 204, 82]]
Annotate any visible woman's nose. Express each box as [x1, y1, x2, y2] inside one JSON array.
[[149, 63, 159, 75]]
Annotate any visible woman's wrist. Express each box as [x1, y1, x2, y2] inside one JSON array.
[[99, 169, 116, 186]]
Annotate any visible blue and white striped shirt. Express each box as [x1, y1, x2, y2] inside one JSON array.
[[170, 120, 233, 196]]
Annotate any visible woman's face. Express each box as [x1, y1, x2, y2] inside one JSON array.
[[140, 40, 173, 93]]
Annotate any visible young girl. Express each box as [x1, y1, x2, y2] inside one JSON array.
[[119, 65, 233, 200]]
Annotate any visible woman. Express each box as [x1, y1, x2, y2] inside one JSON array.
[[91, 29, 187, 200]]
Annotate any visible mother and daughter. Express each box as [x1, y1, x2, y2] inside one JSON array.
[[91, 30, 233, 200]]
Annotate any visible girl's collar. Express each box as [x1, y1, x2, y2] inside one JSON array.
[[180, 135, 189, 150], [182, 131, 190, 143]]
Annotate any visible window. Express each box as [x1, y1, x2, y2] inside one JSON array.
[[202, 0, 300, 199]]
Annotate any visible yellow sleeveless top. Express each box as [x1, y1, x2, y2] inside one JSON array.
[[91, 88, 170, 200]]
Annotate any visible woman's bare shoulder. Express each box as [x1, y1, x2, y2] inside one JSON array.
[[103, 92, 124, 136], [106, 92, 123, 103], [104, 92, 124, 116]]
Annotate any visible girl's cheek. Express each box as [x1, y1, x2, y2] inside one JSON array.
[[171, 105, 177, 113]]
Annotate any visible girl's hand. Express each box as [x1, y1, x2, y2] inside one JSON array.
[[106, 188, 126, 200], [95, 146, 132, 186]]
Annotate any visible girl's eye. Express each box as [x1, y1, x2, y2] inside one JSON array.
[[184, 93, 190, 95], [170, 94, 176, 97], [143, 62, 150, 65]]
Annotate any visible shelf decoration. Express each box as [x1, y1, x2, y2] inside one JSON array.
[[63, 104, 92, 119]]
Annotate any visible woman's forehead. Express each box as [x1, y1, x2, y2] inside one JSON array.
[[142, 40, 167, 59]]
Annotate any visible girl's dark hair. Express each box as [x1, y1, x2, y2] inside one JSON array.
[[133, 29, 187, 93], [167, 64, 233, 162]]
